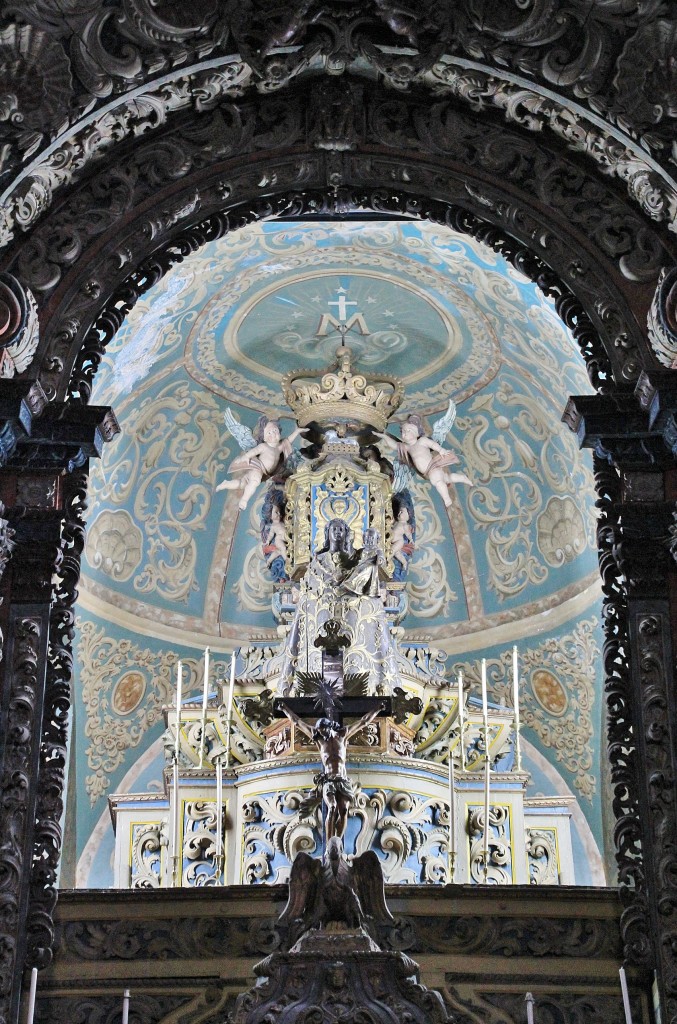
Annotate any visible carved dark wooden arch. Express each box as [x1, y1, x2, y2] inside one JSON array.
[[3, 77, 673, 403], [4, 68, 677, 1024]]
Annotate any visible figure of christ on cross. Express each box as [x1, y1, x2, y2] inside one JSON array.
[[280, 702, 387, 843]]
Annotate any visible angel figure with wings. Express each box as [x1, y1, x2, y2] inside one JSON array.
[[378, 399, 472, 507], [216, 409, 307, 510]]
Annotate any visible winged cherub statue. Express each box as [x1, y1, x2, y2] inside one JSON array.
[[216, 409, 307, 510], [378, 399, 472, 507]]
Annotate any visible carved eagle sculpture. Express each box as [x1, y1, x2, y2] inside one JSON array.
[[279, 836, 394, 946]]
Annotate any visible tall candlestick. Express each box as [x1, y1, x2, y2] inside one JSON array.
[[215, 754, 224, 884], [483, 749, 490, 884], [26, 967, 37, 1024], [174, 660, 183, 762], [199, 646, 210, 768], [448, 703, 456, 883], [512, 645, 522, 772], [121, 988, 130, 1024], [525, 992, 535, 1024], [457, 671, 465, 771], [224, 652, 236, 770], [619, 967, 633, 1024], [481, 657, 490, 882], [172, 759, 180, 886]]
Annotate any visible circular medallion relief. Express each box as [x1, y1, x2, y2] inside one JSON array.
[[229, 271, 457, 381], [112, 671, 146, 716], [537, 496, 587, 567], [531, 669, 568, 717], [187, 252, 500, 417]]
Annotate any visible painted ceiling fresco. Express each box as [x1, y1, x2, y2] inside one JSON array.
[[68, 220, 604, 888]]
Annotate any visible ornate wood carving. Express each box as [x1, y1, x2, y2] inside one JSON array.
[[38, 886, 626, 1024], [0, 11, 673, 1019], [628, 607, 677, 1022], [592, 455, 650, 968], [0, 408, 114, 1020], [0, 610, 48, 1024], [0, 2, 676, 246], [0, 274, 39, 379], [54, 902, 625, 965], [34, 993, 188, 1024], [0, 79, 667, 400], [26, 471, 89, 971], [0, 381, 47, 466], [231, 945, 454, 1023], [443, 987, 632, 1024]]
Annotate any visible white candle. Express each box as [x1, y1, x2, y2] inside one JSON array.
[[174, 660, 183, 762], [121, 988, 130, 1024], [448, 705, 456, 881], [199, 646, 210, 768], [525, 992, 535, 1024], [26, 967, 37, 1024], [619, 967, 633, 1024], [512, 645, 521, 771], [225, 652, 236, 770], [457, 671, 465, 771], [202, 647, 210, 711], [481, 658, 488, 726]]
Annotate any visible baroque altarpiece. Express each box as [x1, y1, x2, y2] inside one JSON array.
[[108, 345, 577, 896], [0, 3, 677, 1024]]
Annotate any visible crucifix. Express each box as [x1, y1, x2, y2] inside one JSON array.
[[328, 287, 357, 323], [273, 618, 391, 844], [273, 617, 392, 723]]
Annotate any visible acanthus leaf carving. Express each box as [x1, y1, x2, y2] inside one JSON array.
[[593, 454, 651, 967], [0, 612, 43, 1019]]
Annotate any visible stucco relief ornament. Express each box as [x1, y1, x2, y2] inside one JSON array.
[[217, 409, 308, 510], [536, 495, 586, 568], [377, 400, 472, 508]]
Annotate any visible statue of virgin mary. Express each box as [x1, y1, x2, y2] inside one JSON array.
[[278, 518, 399, 696]]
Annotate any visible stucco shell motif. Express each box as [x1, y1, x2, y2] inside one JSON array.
[[86, 509, 143, 583], [536, 496, 586, 568]]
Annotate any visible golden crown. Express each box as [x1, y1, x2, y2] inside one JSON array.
[[281, 346, 404, 432]]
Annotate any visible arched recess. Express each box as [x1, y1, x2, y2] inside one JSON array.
[[2, 62, 677, 1020]]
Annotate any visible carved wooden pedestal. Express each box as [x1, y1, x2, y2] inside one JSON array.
[[230, 929, 454, 1024]]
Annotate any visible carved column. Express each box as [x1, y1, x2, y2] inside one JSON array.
[[565, 390, 677, 1024], [0, 504, 61, 1024], [0, 400, 118, 1024]]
